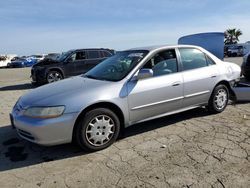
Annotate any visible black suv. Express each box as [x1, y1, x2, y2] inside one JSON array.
[[241, 52, 250, 80], [31, 48, 114, 84]]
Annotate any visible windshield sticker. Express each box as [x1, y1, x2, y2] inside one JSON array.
[[128, 53, 144, 58]]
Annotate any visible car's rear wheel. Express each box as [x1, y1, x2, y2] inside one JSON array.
[[76, 108, 120, 151], [47, 70, 63, 83], [207, 84, 229, 113]]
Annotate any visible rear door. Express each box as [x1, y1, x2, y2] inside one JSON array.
[[85, 50, 104, 71], [178, 48, 219, 107]]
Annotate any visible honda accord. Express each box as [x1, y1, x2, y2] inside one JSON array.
[[10, 45, 241, 151]]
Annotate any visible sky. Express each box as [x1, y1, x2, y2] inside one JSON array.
[[1, 0, 250, 55]]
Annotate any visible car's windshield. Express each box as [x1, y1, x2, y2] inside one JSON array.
[[84, 50, 148, 81], [57, 51, 73, 61]]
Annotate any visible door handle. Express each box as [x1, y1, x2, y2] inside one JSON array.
[[172, 82, 181, 86], [211, 75, 217, 78]]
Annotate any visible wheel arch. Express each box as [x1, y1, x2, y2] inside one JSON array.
[[47, 68, 65, 78], [214, 80, 236, 101], [72, 102, 125, 141]]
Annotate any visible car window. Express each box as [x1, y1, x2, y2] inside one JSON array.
[[68, 53, 76, 62], [75, 51, 86, 60], [206, 55, 216, 66], [179, 48, 207, 71], [88, 51, 100, 59], [84, 50, 148, 81], [142, 49, 178, 77], [102, 50, 112, 57]]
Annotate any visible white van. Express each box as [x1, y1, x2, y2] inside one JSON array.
[[0, 54, 17, 67]]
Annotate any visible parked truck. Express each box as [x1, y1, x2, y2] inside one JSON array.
[[225, 43, 250, 57]]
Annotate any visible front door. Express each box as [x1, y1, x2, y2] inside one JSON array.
[[85, 50, 104, 71], [63, 53, 77, 77], [127, 49, 184, 123], [74, 51, 87, 75]]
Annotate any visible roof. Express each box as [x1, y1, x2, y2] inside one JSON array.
[[128, 44, 200, 51], [73, 48, 114, 51]]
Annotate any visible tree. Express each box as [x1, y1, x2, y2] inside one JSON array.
[[224, 28, 243, 45]]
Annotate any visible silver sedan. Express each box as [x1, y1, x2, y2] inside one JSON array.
[[10, 45, 241, 151]]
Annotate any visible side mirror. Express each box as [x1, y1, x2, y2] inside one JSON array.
[[137, 68, 153, 80]]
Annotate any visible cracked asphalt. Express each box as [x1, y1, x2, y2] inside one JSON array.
[[0, 58, 249, 187]]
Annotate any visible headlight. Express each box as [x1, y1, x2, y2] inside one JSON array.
[[23, 106, 65, 118]]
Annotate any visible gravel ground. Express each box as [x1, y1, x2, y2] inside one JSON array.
[[0, 57, 249, 188]]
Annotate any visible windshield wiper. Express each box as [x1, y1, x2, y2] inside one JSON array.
[[83, 75, 99, 80], [83, 75, 115, 81]]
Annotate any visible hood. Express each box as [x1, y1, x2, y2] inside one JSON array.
[[34, 58, 60, 66], [19, 76, 112, 108]]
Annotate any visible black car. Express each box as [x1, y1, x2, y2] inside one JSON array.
[[31, 48, 114, 84], [241, 52, 250, 80]]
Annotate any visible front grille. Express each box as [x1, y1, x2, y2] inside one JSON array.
[[17, 129, 35, 140]]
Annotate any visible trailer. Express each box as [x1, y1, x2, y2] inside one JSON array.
[[178, 32, 225, 60]]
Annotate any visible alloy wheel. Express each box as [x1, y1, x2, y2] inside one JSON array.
[[47, 71, 63, 83]]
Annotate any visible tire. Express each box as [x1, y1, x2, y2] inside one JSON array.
[[207, 84, 229, 114], [75, 108, 120, 151], [46, 70, 63, 83], [232, 53, 237, 57]]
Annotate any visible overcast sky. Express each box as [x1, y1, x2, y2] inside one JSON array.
[[1, 0, 250, 55]]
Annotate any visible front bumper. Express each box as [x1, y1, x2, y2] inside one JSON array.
[[11, 111, 79, 146], [31, 67, 47, 84]]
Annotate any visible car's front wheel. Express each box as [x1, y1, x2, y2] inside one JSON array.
[[76, 108, 120, 151], [46, 70, 63, 83], [207, 84, 229, 113]]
